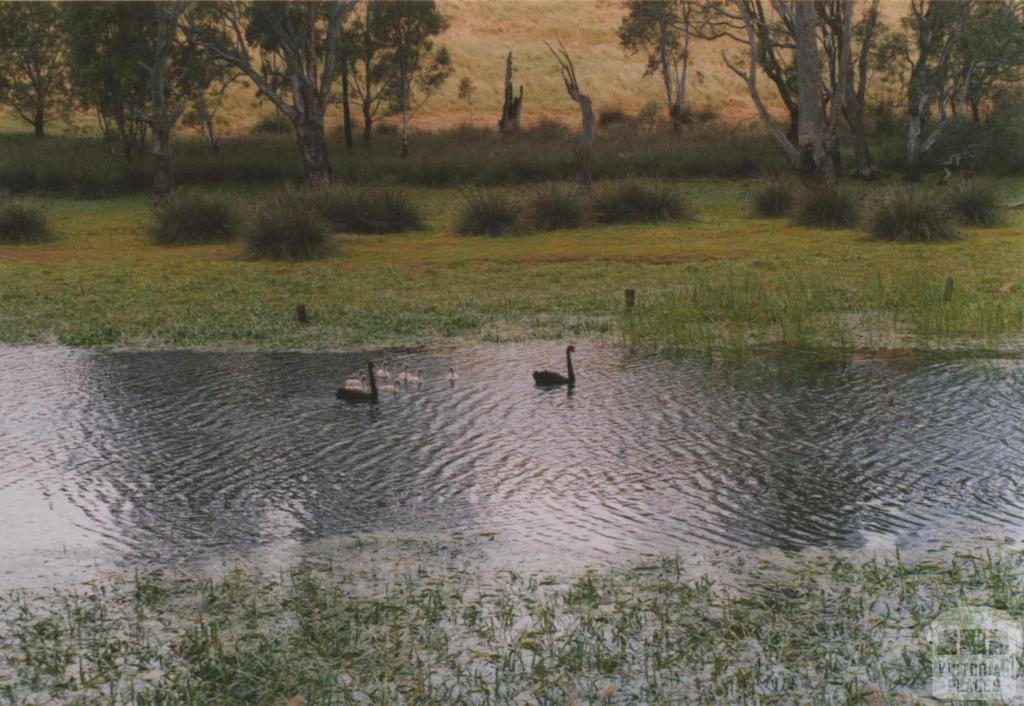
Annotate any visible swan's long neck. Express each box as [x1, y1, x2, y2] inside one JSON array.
[[367, 362, 379, 400], [566, 348, 575, 381]]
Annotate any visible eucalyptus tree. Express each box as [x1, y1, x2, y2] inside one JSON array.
[[65, 2, 156, 158], [0, 1, 69, 138], [184, 1, 352, 185], [618, 0, 724, 131], [371, 0, 451, 158]]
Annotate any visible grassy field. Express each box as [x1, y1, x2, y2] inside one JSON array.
[[3, 535, 1023, 705], [1, 178, 1022, 357]]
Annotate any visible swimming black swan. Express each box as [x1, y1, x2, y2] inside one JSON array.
[[337, 361, 379, 402], [533, 345, 575, 387]]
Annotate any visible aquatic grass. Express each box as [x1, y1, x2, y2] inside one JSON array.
[[592, 180, 692, 224], [456, 189, 522, 235], [245, 191, 333, 261], [621, 269, 1024, 358], [867, 187, 960, 242], [794, 184, 859, 228], [151, 190, 240, 245], [3, 539, 1024, 705], [526, 182, 588, 230], [949, 179, 1005, 227], [0, 198, 53, 244]]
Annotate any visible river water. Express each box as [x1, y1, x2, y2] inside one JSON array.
[[1, 344, 1022, 589]]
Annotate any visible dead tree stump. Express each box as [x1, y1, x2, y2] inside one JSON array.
[[498, 52, 523, 134]]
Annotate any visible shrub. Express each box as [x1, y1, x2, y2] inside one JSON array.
[[312, 187, 423, 234], [526, 183, 587, 230], [0, 162, 36, 194], [751, 177, 796, 217], [598, 107, 630, 129], [593, 180, 692, 223], [0, 198, 54, 244], [245, 192, 332, 260], [252, 114, 287, 134], [793, 184, 859, 228], [867, 187, 960, 242], [456, 189, 521, 235], [949, 179, 1004, 227], [151, 191, 240, 245]]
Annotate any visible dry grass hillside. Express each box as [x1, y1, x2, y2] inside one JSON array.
[[217, 0, 758, 135], [0, 1, 910, 137]]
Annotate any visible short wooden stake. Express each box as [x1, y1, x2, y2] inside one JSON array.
[[296, 303, 309, 324], [624, 288, 636, 309], [943, 276, 954, 302]]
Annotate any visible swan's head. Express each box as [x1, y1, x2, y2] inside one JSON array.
[[567, 345, 576, 353]]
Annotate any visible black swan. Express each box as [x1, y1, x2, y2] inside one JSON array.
[[533, 345, 575, 387], [337, 361, 379, 402]]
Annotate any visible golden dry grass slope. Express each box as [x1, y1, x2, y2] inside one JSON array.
[[218, 0, 759, 135]]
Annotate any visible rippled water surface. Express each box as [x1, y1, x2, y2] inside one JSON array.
[[1, 345, 1023, 588]]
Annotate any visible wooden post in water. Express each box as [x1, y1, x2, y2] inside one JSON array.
[[296, 304, 309, 324], [943, 276, 954, 302], [624, 288, 636, 309]]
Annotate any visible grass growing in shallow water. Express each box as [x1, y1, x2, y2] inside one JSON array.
[[4, 539, 1024, 704]]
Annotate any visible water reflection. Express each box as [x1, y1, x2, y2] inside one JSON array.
[[0, 344, 1022, 588]]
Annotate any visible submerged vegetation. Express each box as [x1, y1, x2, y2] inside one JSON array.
[[3, 538, 1024, 704]]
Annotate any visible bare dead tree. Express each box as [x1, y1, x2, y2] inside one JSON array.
[[498, 51, 523, 133], [547, 39, 595, 190]]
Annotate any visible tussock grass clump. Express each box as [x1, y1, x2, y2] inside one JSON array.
[[868, 187, 960, 242], [312, 186, 423, 234], [151, 191, 240, 245], [0, 198, 54, 244], [245, 192, 332, 260], [526, 183, 587, 230], [456, 189, 521, 235], [598, 107, 630, 129], [0, 162, 36, 194], [593, 180, 692, 224], [793, 184, 859, 228], [949, 179, 1004, 227], [750, 177, 795, 217]]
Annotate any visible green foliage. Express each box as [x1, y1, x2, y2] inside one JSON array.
[[0, 1, 69, 137], [63, 2, 156, 158], [750, 177, 795, 217], [456, 189, 521, 235], [794, 185, 859, 228], [151, 191, 240, 245], [526, 183, 587, 230], [949, 179, 1004, 227], [311, 186, 423, 234], [0, 198, 53, 244], [245, 192, 332, 260], [867, 187, 960, 242], [593, 180, 692, 223]]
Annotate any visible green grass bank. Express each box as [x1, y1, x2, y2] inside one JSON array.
[[0, 179, 1022, 356]]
